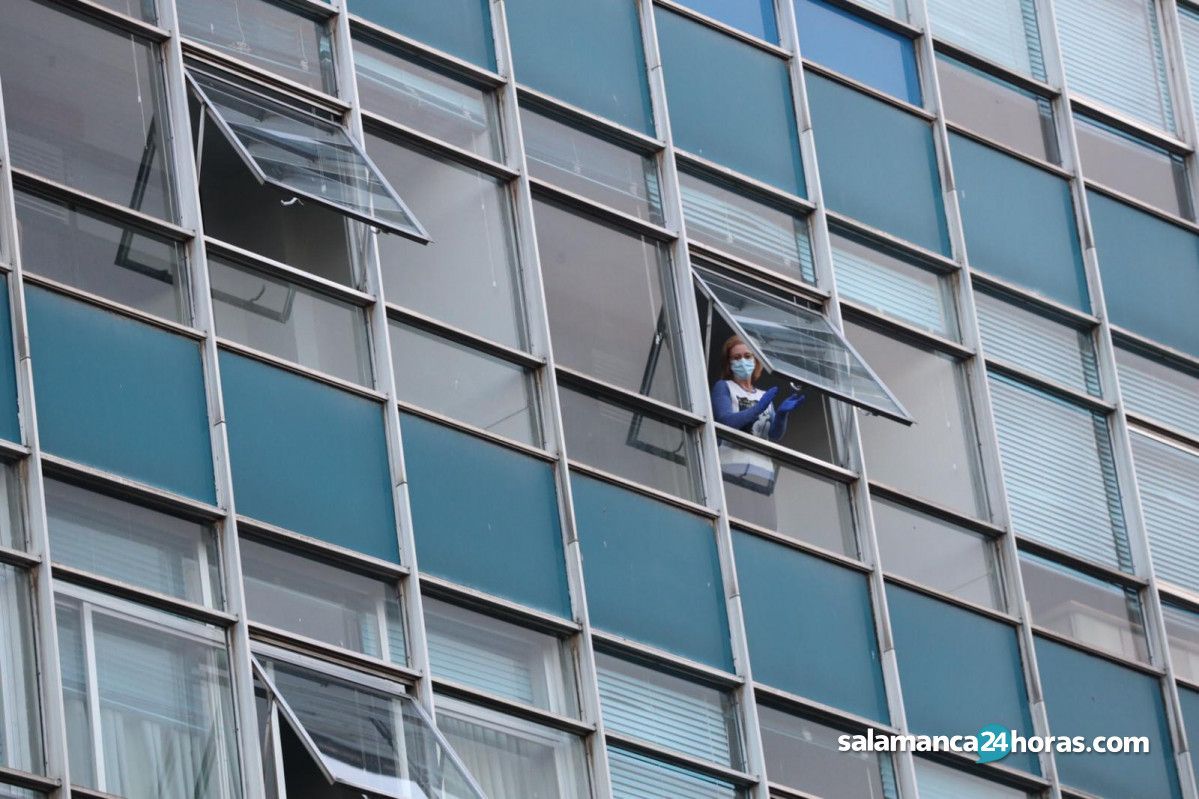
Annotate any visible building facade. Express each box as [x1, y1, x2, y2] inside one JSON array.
[[0, 0, 1198, 797]]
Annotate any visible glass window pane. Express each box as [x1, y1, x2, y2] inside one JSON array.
[[951, 132, 1088, 310], [190, 70, 423, 238], [0, 1, 175, 220], [596, 652, 740, 768], [521, 105, 662, 224], [177, 0, 335, 94], [831, 229, 956, 338], [795, 0, 922, 105], [1131, 430, 1199, 594], [758, 707, 896, 798], [506, 0, 653, 133], [559, 386, 700, 502], [873, 497, 1004, 609], [846, 323, 986, 518], [926, 0, 1044, 78], [680, 169, 814, 284], [347, 0, 495, 69], [372, 136, 525, 348], [1116, 344, 1199, 439], [681, 0, 778, 41], [1162, 602, 1199, 686], [14, 188, 187, 323], [608, 746, 740, 799], [914, 758, 1032, 799], [45, 479, 221, 607], [0, 281, 18, 446], [699, 269, 910, 422], [436, 698, 589, 799], [1021, 553, 1148, 662], [423, 597, 578, 717], [1054, 0, 1175, 132], [975, 289, 1100, 395], [989, 373, 1130, 569], [720, 437, 856, 556], [936, 56, 1057, 163], [734, 530, 889, 721], [390, 323, 540, 446], [210, 255, 371, 385], [354, 36, 501, 160], [537, 200, 685, 405], [94, 0, 156, 22], [657, 8, 804, 195], [403, 414, 571, 616], [239, 536, 405, 663], [0, 565, 42, 776], [1089, 190, 1199, 357], [1076, 116, 1191, 218], [0, 466, 23, 551], [573, 475, 732, 670], [57, 593, 241, 798], [1182, 6, 1199, 133]]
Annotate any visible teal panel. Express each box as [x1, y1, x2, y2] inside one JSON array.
[[0, 277, 20, 443], [953, 134, 1089, 310], [1089, 190, 1199, 356], [404, 414, 570, 617], [796, 0, 922, 104], [1179, 686, 1199, 789], [1038, 636, 1180, 799], [347, 0, 495, 69], [734, 530, 889, 722], [27, 288, 213, 502], [574, 475, 731, 670], [220, 351, 397, 561], [887, 585, 1038, 774], [807, 73, 949, 254], [656, 7, 804, 195], [507, 0, 654, 134]]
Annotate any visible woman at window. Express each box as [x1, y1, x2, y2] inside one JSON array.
[[712, 336, 804, 441]]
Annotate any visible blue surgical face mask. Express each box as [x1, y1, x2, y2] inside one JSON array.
[[731, 358, 755, 380]]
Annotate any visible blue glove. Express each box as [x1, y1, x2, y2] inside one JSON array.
[[755, 386, 779, 412], [777, 392, 805, 414]]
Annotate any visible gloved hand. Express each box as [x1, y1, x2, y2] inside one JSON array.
[[778, 392, 806, 414], [755, 386, 779, 412]]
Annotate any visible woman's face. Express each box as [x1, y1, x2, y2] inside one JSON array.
[[729, 344, 755, 372]]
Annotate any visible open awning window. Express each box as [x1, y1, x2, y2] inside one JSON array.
[[187, 69, 428, 242], [695, 267, 913, 425], [253, 656, 486, 799]]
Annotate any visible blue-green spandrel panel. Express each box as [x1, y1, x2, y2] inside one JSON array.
[[0, 277, 20, 443], [656, 7, 805, 196], [1179, 686, 1199, 787], [1089, 190, 1199, 357], [734, 530, 889, 722], [220, 351, 397, 562], [887, 585, 1038, 774], [952, 134, 1088, 310], [573, 474, 732, 670], [27, 288, 213, 502], [1038, 636, 1181, 799], [404, 414, 571, 617], [807, 73, 949, 254], [796, 0, 922, 105], [507, 0, 654, 134], [347, 0, 495, 69]]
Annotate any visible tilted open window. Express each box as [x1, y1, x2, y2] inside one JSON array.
[[187, 68, 428, 242], [695, 266, 913, 425], [253, 655, 486, 799]]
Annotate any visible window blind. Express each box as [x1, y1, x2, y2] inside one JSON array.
[[927, 0, 1044, 78], [1131, 431, 1199, 593]]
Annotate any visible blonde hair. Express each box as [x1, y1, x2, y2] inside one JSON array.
[[720, 335, 762, 382]]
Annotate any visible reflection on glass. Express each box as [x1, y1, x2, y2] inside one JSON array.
[[57, 592, 242, 799], [178, 0, 335, 93], [1076, 115, 1192, 219], [0, 466, 24, 551], [240, 537, 405, 663], [190, 70, 422, 237], [719, 438, 856, 555], [355, 36, 501, 160], [936, 56, 1058, 163], [559, 385, 700, 502], [596, 652, 740, 768], [424, 598, 577, 716], [831, 230, 956, 339], [210, 254, 371, 385], [390, 323, 540, 446], [94, 0, 157, 22], [372, 137, 526, 348], [437, 697, 590, 799], [537, 200, 685, 405], [915, 757, 1031, 798], [45, 479, 221, 607], [1021, 553, 1148, 662], [0, 1, 175, 219], [521, 105, 662, 223], [758, 706, 897, 799], [0, 565, 41, 775], [1162, 602, 1199, 685], [680, 168, 814, 284], [873, 497, 1003, 609], [608, 746, 738, 799]]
